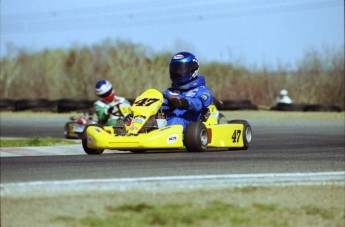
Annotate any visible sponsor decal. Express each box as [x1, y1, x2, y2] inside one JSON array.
[[167, 134, 179, 144], [169, 90, 181, 95], [201, 95, 208, 101], [132, 118, 145, 124], [186, 89, 197, 97], [130, 125, 138, 131], [173, 54, 184, 59], [87, 136, 93, 144], [201, 92, 210, 101]]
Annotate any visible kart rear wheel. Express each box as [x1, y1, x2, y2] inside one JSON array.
[[184, 122, 208, 152], [228, 120, 252, 150], [82, 125, 104, 155]]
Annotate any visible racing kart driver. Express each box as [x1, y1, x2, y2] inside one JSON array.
[[94, 80, 131, 126], [162, 52, 213, 131]]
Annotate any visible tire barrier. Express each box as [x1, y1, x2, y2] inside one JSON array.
[[15, 99, 57, 112], [214, 99, 258, 111], [270, 103, 307, 111], [56, 99, 95, 113], [303, 104, 342, 112], [271, 103, 342, 112], [1, 98, 342, 112], [0, 98, 94, 113], [0, 99, 16, 111]]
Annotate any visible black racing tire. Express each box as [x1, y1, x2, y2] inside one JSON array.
[[228, 120, 252, 150], [82, 125, 104, 155], [184, 122, 208, 152]]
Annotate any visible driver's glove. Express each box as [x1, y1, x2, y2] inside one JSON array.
[[169, 98, 190, 109], [106, 105, 118, 115], [161, 98, 171, 111]]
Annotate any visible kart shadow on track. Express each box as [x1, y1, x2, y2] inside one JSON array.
[[97, 147, 247, 155]]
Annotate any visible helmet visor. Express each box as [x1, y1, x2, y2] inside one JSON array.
[[169, 62, 189, 80], [102, 92, 115, 103], [98, 88, 113, 98]]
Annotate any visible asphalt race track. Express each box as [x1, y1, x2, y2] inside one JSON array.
[[1, 114, 344, 185]]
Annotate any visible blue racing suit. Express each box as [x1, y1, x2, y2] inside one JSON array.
[[162, 76, 213, 131]]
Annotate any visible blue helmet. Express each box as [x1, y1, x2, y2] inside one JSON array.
[[169, 52, 199, 86]]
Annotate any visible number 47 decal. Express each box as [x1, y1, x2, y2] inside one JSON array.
[[134, 98, 159, 106], [232, 130, 241, 143]]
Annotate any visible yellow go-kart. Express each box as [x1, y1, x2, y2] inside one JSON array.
[[82, 89, 252, 154]]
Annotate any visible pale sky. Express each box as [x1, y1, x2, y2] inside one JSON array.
[[1, 0, 344, 69]]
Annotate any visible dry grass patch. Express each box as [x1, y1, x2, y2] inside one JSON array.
[[2, 185, 344, 227]]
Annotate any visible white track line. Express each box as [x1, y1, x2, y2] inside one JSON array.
[[1, 172, 344, 196]]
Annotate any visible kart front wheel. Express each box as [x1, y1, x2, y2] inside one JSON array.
[[184, 122, 208, 152], [82, 125, 104, 155]]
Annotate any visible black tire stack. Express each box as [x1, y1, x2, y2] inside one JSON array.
[[270, 103, 342, 112], [214, 99, 258, 111], [0, 98, 95, 113], [57, 99, 94, 113], [0, 99, 16, 111], [14, 99, 56, 112]]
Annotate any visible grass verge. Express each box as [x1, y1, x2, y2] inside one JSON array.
[[52, 185, 345, 227], [0, 137, 77, 147], [2, 185, 344, 227]]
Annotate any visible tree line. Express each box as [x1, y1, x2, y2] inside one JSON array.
[[1, 40, 344, 109]]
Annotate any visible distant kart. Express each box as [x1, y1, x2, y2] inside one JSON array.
[[82, 89, 252, 154], [64, 104, 132, 139], [64, 113, 97, 139]]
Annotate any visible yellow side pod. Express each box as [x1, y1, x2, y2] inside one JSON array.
[[206, 123, 245, 148]]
